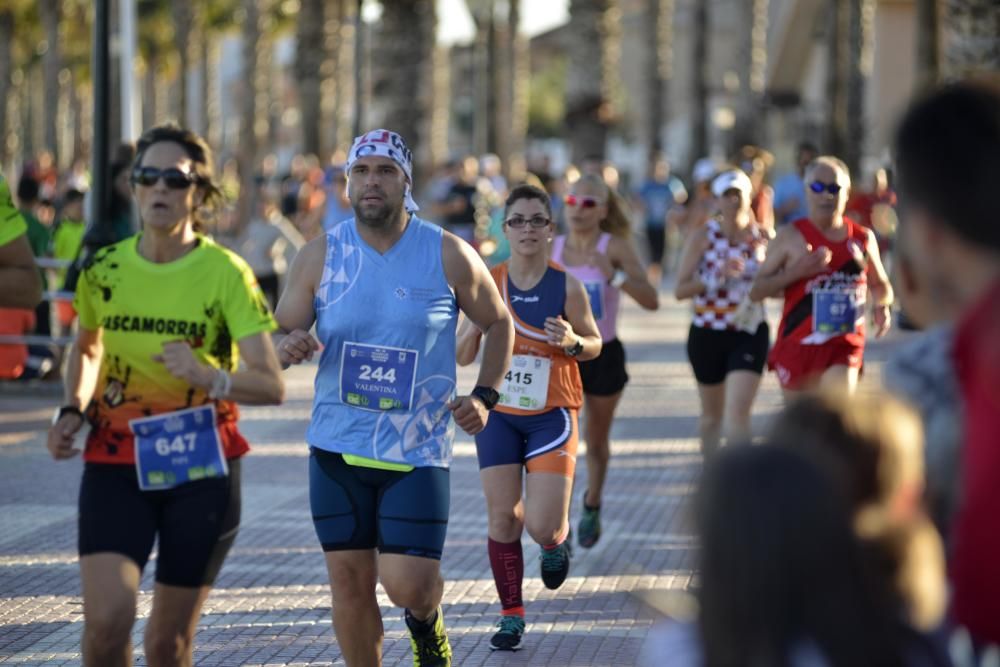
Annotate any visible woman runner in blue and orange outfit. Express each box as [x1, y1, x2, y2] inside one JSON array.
[[457, 184, 602, 651]]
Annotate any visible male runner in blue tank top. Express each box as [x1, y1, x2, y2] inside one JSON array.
[[275, 129, 514, 667]]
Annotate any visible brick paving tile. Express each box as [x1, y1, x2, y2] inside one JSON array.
[[0, 291, 903, 665]]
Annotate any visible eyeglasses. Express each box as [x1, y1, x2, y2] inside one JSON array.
[[131, 166, 200, 190], [565, 194, 603, 209], [506, 215, 551, 229], [808, 181, 842, 195]]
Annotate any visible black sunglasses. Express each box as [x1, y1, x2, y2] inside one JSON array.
[[506, 216, 551, 229], [808, 180, 842, 195], [131, 166, 200, 190]]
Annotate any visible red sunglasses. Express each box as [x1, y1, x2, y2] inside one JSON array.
[[565, 194, 603, 209]]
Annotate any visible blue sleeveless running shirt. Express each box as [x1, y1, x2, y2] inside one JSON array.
[[306, 216, 459, 468]]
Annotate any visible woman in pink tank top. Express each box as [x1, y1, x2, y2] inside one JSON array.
[[551, 173, 659, 548]]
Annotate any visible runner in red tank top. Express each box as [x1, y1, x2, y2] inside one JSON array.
[[749, 156, 893, 395]]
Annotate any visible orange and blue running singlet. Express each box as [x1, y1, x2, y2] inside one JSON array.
[[475, 261, 582, 475]]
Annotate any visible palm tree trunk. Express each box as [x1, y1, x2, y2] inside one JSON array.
[[237, 0, 263, 230], [915, 0, 940, 90], [172, 1, 193, 126], [296, 0, 326, 155], [844, 0, 874, 178], [690, 0, 709, 166], [507, 0, 529, 180], [41, 0, 61, 162], [825, 1, 848, 161], [320, 0, 341, 156], [376, 0, 436, 187], [0, 9, 12, 166], [941, 0, 1000, 79], [733, 0, 767, 154], [644, 0, 674, 163], [566, 0, 620, 163]]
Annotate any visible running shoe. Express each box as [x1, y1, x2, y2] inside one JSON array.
[[489, 615, 525, 651], [540, 541, 572, 589], [406, 606, 452, 666], [577, 498, 602, 548]]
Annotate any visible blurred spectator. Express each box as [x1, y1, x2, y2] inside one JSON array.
[[770, 391, 949, 634], [0, 174, 42, 309], [0, 307, 35, 380], [480, 153, 508, 198], [321, 165, 353, 232], [16, 177, 52, 352], [228, 183, 305, 310], [773, 141, 820, 226], [894, 80, 1000, 648], [633, 156, 687, 283], [51, 189, 86, 286], [736, 145, 776, 234], [51, 189, 86, 331], [846, 167, 898, 257], [668, 157, 718, 241], [640, 444, 931, 666], [107, 160, 137, 242], [437, 155, 480, 244]]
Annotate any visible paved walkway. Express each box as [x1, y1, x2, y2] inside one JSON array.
[[0, 291, 900, 666]]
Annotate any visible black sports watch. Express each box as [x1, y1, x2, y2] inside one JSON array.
[[470, 385, 500, 411], [52, 405, 84, 425], [565, 338, 584, 357]]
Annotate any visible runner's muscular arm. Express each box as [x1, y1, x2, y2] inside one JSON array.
[[557, 274, 602, 361], [443, 233, 513, 434], [862, 227, 894, 337], [444, 233, 513, 389], [749, 225, 803, 301], [609, 236, 659, 310], [48, 326, 103, 459], [455, 314, 483, 367], [274, 235, 326, 368], [674, 225, 712, 300], [0, 235, 42, 309]]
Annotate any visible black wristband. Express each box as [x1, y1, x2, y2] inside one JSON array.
[[565, 339, 584, 357], [53, 405, 84, 425], [470, 385, 500, 411]]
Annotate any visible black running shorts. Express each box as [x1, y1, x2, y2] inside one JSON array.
[[686, 322, 770, 385], [578, 337, 629, 396], [78, 459, 241, 587]]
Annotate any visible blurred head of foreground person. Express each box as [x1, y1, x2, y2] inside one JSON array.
[[894, 79, 1000, 649], [769, 390, 947, 633], [696, 445, 905, 667]]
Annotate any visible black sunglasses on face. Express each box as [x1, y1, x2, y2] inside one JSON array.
[[808, 180, 842, 195], [131, 166, 199, 189], [506, 216, 551, 228]]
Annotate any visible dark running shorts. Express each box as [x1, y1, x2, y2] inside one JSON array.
[[78, 459, 242, 587], [475, 407, 579, 477], [646, 225, 667, 264], [686, 322, 770, 385], [578, 337, 629, 396], [309, 448, 450, 560]]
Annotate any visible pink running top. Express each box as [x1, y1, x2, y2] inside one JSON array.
[[552, 233, 621, 342]]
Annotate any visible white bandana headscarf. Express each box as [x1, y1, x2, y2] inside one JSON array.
[[346, 129, 419, 212]]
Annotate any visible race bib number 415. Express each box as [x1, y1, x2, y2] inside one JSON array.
[[129, 404, 228, 491], [340, 342, 418, 411], [498, 354, 551, 411]]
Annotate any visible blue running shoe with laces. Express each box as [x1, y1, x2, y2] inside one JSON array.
[[489, 615, 525, 651]]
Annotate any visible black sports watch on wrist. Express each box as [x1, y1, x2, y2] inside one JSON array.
[[52, 405, 84, 425], [470, 385, 500, 411], [565, 338, 584, 357]]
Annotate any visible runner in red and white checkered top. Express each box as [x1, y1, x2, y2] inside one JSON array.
[[675, 169, 771, 456]]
